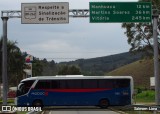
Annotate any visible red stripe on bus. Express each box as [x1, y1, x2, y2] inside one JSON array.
[[41, 88, 112, 93]]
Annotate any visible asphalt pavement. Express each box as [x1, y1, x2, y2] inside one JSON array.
[[41, 107, 119, 114]]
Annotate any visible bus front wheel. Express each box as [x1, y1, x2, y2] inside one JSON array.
[[32, 100, 43, 107], [99, 99, 109, 108]]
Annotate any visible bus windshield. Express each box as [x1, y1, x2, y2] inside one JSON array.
[[17, 80, 35, 96]]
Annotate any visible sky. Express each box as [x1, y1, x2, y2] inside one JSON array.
[[0, 0, 138, 63]]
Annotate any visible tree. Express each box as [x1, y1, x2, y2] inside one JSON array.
[[0, 38, 25, 85], [32, 57, 43, 76], [58, 65, 81, 75], [121, 0, 160, 55]]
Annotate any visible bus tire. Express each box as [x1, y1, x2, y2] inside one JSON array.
[[32, 100, 43, 107], [99, 99, 109, 108]]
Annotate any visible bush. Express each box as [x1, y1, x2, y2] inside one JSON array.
[[135, 90, 155, 102], [137, 88, 142, 94]]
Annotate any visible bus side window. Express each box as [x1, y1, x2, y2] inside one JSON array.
[[65, 80, 82, 89], [83, 79, 98, 88], [98, 80, 113, 88], [51, 80, 59, 89], [35, 80, 51, 89], [59, 80, 66, 89], [115, 79, 130, 88], [66, 80, 74, 89], [24, 80, 34, 90]]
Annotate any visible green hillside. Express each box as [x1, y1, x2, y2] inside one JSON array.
[[59, 52, 144, 75], [106, 59, 154, 89]]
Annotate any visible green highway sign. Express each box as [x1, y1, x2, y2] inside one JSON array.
[[90, 2, 152, 23]]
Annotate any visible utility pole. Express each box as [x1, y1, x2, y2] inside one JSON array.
[[1, 17, 8, 105], [153, 9, 160, 105]]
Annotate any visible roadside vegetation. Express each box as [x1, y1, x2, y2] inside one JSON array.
[[0, 98, 14, 104], [134, 90, 155, 103]]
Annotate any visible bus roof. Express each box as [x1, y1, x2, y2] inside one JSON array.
[[21, 75, 133, 82]]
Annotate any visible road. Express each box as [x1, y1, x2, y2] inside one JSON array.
[[43, 111, 119, 114], [41, 107, 119, 114]]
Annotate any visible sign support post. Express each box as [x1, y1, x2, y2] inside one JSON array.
[[153, 10, 160, 105], [1, 17, 8, 105]]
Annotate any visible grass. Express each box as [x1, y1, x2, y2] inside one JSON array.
[[16, 111, 29, 114], [134, 90, 155, 103], [0, 98, 15, 104], [106, 59, 154, 89]]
